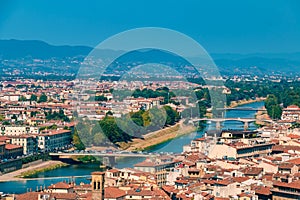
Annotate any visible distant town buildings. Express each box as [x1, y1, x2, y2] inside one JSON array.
[[2, 79, 300, 199], [281, 104, 300, 121]]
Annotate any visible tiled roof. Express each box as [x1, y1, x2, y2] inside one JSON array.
[[253, 186, 271, 195], [5, 143, 23, 150], [134, 161, 156, 167], [232, 176, 249, 183], [278, 162, 295, 169], [214, 178, 234, 186], [48, 182, 73, 189], [127, 189, 153, 196], [16, 192, 77, 200], [105, 187, 126, 198], [287, 157, 300, 165], [243, 167, 263, 176], [273, 180, 300, 190]]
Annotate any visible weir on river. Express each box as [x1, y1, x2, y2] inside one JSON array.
[[0, 101, 265, 194]]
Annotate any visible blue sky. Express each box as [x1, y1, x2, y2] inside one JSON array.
[[0, 0, 299, 53]]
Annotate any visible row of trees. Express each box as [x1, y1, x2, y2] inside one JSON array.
[[45, 109, 70, 122], [265, 95, 282, 119], [19, 94, 48, 103], [132, 88, 176, 104], [225, 80, 300, 119]]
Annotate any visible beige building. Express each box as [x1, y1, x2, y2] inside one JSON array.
[[272, 180, 300, 200], [9, 135, 36, 155], [1, 126, 39, 136], [281, 105, 300, 121], [134, 157, 175, 187], [208, 141, 274, 159], [258, 161, 278, 174], [278, 163, 298, 175], [212, 179, 242, 198]]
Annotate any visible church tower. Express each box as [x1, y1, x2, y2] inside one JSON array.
[[91, 172, 105, 200]]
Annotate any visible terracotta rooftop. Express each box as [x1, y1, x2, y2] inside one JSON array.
[[92, 171, 105, 175], [5, 143, 23, 150], [243, 167, 263, 176], [16, 192, 77, 200], [134, 161, 156, 167], [107, 168, 120, 173], [272, 145, 300, 153], [127, 189, 153, 196], [104, 187, 126, 199], [232, 176, 250, 183], [287, 157, 300, 165], [253, 186, 271, 196], [214, 178, 234, 186], [48, 182, 73, 189], [279, 162, 295, 169], [273, 180, 300, 190]]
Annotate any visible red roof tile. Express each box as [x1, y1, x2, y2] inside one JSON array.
[[105, 187, 126, 198]]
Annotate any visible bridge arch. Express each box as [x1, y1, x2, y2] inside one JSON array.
[[191, 117, 273, 130]]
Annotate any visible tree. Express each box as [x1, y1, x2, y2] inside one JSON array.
[[94, 95, 108, 101], [269, 105, 282, 120], [93, 133, 106, 146], [99, 117, 132, 144], [19, 96, 27, 101], [11, 114, 18, 121], [73, 130, 85, 150], [106, 111, 113, 117], [30, 94, 38, 101], [164, 106, 179, 125], [30, 111, 37, 117], [265, 95, 282, 119], [2, 121, 10, 125], [38, 93, 48, 103]]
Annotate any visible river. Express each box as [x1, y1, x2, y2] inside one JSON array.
[[0, 101, 265, 194]]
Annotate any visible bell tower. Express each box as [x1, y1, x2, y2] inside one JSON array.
[[91, 172, 105, 200]]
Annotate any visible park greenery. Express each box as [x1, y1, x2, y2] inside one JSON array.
[[45, 109, 70, 122], [70, 79, 300, 149], [73, 105, 180, 149], [225, 79, 300, 119]]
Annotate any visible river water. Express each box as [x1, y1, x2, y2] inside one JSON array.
[[0, 101, 265, 194]]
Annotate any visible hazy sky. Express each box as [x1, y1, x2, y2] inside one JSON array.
[[0, 0, 300, 53]]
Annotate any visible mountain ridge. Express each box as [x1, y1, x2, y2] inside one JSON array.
[[1, 39, 300, 76]]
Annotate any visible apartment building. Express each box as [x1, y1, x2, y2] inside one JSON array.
[[9, 135, 36, 155], [37, 129, 71, 151], [1, 126, 39, 136], [208, 141, 274, 159], [281, 105, 300, 121], [134, 157, 176, 187]]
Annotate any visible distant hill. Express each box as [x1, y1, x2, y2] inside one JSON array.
[[0, 39, 300, 76], [214, 57, 300, 76], [0, 39, 93, 59]]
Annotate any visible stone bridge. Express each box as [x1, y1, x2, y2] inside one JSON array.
[[191, 118, 273, 130]]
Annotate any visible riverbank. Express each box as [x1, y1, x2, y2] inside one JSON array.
[[119, 120, 197, 151], [230, 98, 271, 126], [118, 99, 266, 151], [0, 160, 67, 182], [255, 109, 271, 125], [228, 97, 266, 108]]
